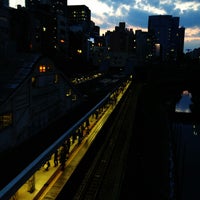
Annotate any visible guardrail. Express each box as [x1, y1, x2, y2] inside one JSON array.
[[0, 75, 132, 200], [0, 93, 112, 200]]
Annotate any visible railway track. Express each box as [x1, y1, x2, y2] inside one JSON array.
[[57, 82, 141, 200]]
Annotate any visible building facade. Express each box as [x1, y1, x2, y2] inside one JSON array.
[[0, 6, 15, 58], [25, 0, 67, 16], [135, 30, 153, 64], [0, 53, 82, 153], [19, 1, 69, 64], [105, 22, 136, 68], [67, 5, 91, 26], [67, 5, 94, 64], [148, 15, 185, 62]]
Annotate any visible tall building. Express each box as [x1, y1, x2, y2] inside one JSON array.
[[67, 5, 91, 25], [110, 22, 135, 53], [106, 22, 135, 68], [135, 30, 152, 64], [148, 15, 185, 62], [67, 5, 92, 63], [25, 0, 67, 15], [25, 0, 69, 60]]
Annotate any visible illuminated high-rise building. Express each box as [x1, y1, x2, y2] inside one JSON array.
[[148, 15, 185, 61], [67, 5, 91, 25], [23, 0, 69, 58]]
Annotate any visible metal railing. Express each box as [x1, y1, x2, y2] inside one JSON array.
[[0, 76, 132, 200], [0, 92, 112, 200]]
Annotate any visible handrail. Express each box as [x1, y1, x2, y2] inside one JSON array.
[[0, 92, 111, 200], [0, 75, 132, 200]]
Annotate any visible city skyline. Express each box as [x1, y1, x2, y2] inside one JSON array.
[[9, 0, 200, 53]]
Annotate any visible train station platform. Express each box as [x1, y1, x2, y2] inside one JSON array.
[[12, 81, 131, 200], [14, 112, 104, 200]]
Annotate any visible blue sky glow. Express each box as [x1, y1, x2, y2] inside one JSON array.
[[9, 0, 200, 52]]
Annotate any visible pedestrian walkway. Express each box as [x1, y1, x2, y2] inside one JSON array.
[[11, 79, 132, 200]]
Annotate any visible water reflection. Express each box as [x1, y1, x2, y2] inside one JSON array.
[[175, 90, 193, 113], [172, 90, 200, 199]]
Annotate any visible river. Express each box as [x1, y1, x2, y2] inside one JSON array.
[[171, 90, 200, 200]]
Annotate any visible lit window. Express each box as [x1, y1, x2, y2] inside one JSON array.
[[66, 89, 71, 96], [77, 49, 82, 54], [54, 74, 59, 83], [72, 94, 77, 101], [32, 76, 37, 87], [0, 113, 12, 130], [39, 65, 46, 73]]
